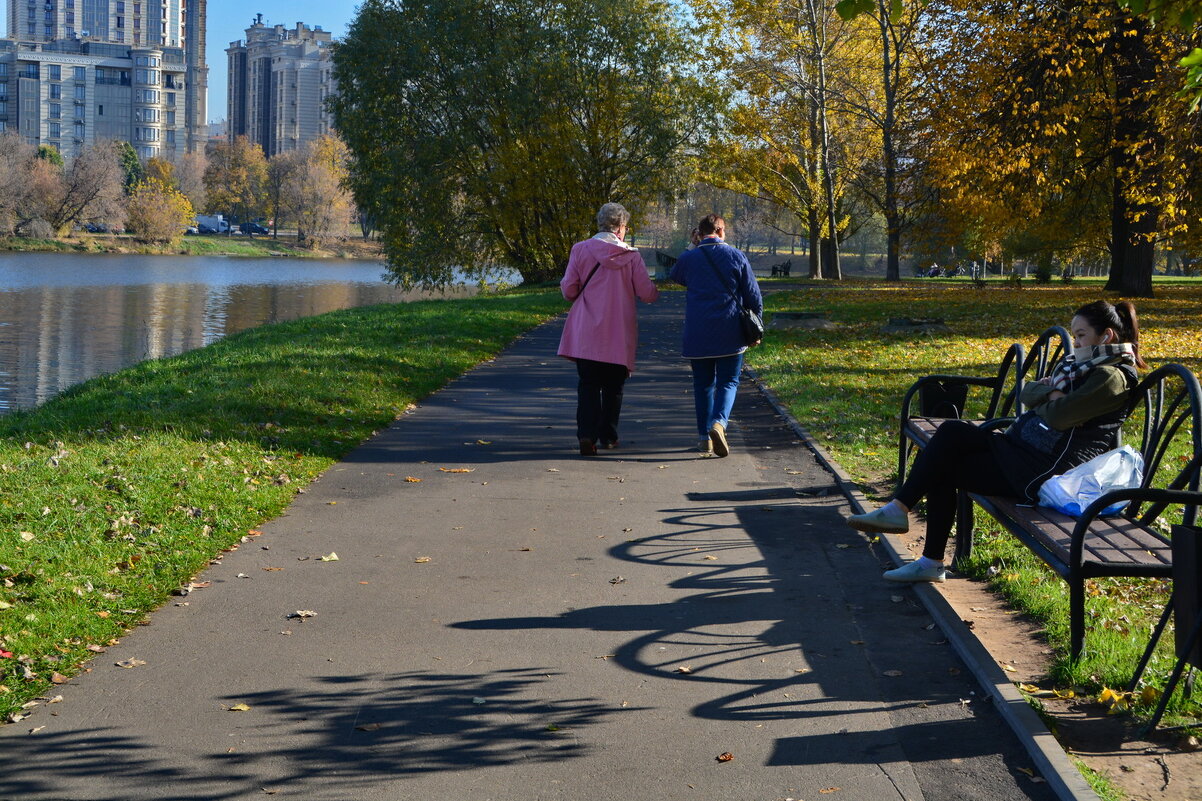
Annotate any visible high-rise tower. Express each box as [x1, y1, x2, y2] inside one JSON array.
[[2, 0, 207, 154]]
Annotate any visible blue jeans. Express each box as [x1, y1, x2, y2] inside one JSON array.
[[691, 353, 744, 437]]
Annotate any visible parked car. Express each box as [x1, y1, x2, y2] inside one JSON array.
[[197, 223, 220, 234], [240, 222, 270, 235], [185, 225, 200, 235]]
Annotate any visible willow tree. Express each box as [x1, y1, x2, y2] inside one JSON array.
[[331, 0, 712, 287]]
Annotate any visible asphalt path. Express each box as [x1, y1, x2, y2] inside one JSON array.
[[0, 292, 1058, 801]]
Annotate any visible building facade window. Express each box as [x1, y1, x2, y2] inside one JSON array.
[[0, 64, 7, 78], [0, 101, 7, 116], [49, 122, 61, 138], [49, 65, 61, 81], [49, 103, 61, 118], [74, 67, 86, 81], [49, 84, 61, 99], [74, 85, 85, 100], [73, 105, 84, 118], [74, 121, 84, 139]]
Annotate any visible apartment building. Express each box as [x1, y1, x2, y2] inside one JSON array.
[[226, 16, 335, 157], [0, 0, 207, 155]]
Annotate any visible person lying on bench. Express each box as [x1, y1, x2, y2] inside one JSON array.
[[847, 300, 1147, 582]]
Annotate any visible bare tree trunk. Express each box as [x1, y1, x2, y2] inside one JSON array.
[[877, 0, 901, 281], [807, 0, 840, 281]]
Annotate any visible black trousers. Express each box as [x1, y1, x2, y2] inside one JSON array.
[[576, 359, 628, 443], [895, 420, 1016, 561]]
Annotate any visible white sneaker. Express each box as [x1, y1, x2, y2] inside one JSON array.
[[883, 560, 946, 583]]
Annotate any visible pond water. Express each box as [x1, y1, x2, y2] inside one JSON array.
[[0, 253, 475, 412]]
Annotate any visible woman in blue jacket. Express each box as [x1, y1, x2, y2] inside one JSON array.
[[670, 214, 763, 456]]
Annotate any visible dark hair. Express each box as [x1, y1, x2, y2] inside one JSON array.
[[1074, 300, 1147, 369], [697, 214, 725, 237]]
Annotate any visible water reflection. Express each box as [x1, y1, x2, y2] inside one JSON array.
[[0, 254, 475, 412]]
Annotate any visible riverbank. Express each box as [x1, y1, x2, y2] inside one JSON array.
[[0, 234, 386, 259], [0, 288, 564, 722]]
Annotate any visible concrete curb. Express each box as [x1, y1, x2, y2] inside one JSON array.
[[745, 368, 1101, 801]]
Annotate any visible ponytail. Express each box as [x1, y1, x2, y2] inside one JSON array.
[[1113, 301, 1147, 369]]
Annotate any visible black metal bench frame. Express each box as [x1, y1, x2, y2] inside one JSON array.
[[897, 326, 1070, 486], [955, 364, 1202, 662]]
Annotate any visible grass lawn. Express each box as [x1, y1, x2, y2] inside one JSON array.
[[0, 288, 564, 722], [750, 279, 1202, 724]]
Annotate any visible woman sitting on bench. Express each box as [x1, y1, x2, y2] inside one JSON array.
[[848, 300, 1146, 582]]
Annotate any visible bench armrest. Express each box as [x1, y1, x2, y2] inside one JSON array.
[[1069, 487, 1202, 566], [899, 374, 1002, 420]]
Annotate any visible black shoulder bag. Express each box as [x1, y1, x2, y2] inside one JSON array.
[[698, 245, 764, 346]]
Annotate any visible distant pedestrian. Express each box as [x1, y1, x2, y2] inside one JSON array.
[[558, 202, 660, 456], [670, 214, 763, 456]]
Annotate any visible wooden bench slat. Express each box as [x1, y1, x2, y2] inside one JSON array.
[[980, 496, 1171, 568]]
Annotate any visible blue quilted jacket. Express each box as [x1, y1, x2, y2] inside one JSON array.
[[670, 238, 763, 359]]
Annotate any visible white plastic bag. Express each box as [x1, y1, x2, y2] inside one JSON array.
[[1037, 445, 1144, 518]]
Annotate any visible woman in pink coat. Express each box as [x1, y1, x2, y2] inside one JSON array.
[[558, 203, 659, 455]]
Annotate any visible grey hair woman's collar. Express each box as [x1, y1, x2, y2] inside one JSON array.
[[593, 231, 635, 250]]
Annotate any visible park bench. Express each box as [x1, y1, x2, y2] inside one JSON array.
[[770, 259, 792, 277], [896, 326, 1070, 485], [950, 363, 1202, 661]]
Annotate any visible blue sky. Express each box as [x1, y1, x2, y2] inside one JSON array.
[[2, 1, 362, 123]]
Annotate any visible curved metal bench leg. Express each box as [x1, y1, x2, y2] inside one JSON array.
[[897, 432, 910, 490]]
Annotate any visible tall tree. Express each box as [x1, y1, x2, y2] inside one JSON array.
[[25, 142, 125, 234], [700, 0, 878, 279], [920, 0, 1201, 296], [0, 133, 36, 235], [332, 0, 714, 286], [204, 136, 268, 233]]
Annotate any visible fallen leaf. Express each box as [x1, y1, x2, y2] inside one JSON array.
[[882, 670, 903, 677], [439, 467, 475, 473], [676, 665, 693, 674], [820, 788, 841, 794], [702, 555, 718, 561], [19, 532, 34, 542], [546, 468, 560, 473], [1001, 664, 1017, 673], [891, 595, 904, 603], [609, 576, 625, 584], [0, 649, 13, 659], [472, 697, 487, 704], [1016, 767, 1034, 777], [835, 543, 851, 549], [319, 552, 339, 562], [476, 440, 491, 445], [849, 640, 864, 645], [114, 659, 146, 669], [47, 695, 63, 704], [287, 610, 317, 619], [414, 557, 432, 563], [49, 672, 68, 684], [0, 600, 12, 610], [229, 703, 251, 712], [262, 567, 284, 572], [29, 725, 45, 734], [356, 722, 382, 731], [326, 501, 337, 505], [545, 724, 561, 731], [716, 752, 734, 762], [236, 573, 250, 579], [404, 477, 422, 483]]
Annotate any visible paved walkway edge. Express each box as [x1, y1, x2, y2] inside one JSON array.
[[745, 368, 1101, 801]]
